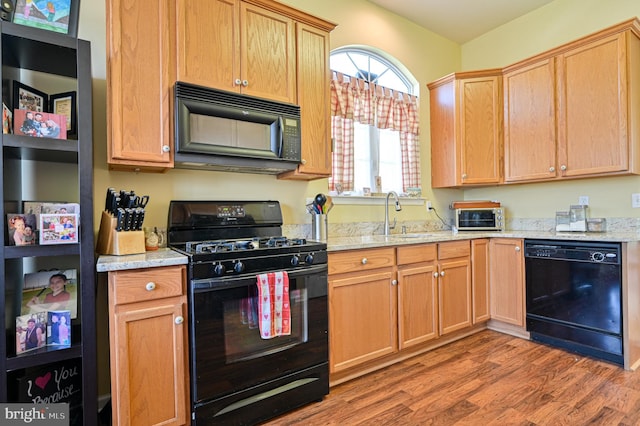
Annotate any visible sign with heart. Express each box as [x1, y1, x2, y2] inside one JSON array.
[[14, 358, 82, 409]]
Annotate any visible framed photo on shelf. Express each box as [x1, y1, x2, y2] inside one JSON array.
[[6, 213, 37, 246], [12, 0, 80, 37], [47, 310, 71, 347], [13, 109, 67, 139], [15, 312, 48, 354], [49, 91, 76, 135], [21, 269, 78, 319], [13, 81, 47, 112], [39, 213, 77, 244]]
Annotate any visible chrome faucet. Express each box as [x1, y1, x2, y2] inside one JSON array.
[[384, 191, 402, 236]]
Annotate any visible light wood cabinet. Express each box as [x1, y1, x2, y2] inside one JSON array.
[[437, 241, 472, 335], [278, 22, 334, 180], [489, 238, 525, 327], [471, 239, 491, 323], [176, 0, 295, 103], [328, 248, 396, 373], [504, 20, 640, 183], [428, 69, 503, 188], [107, 0, 175, 172], [107, 265, 189, 426], [396, 244, 438, 349]]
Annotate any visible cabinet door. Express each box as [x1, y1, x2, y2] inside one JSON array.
[[107, 0, 174, 171], [438, 258, 472, 335], [329, 270, 397, 373], [279, 23, 332, 180], [240, 2, 296, 103], [110, 296, 188, 426], [557, 33, 629, 177], [457, 75, 503, 185], [176, 0, 240, 92], [489, 238, 524, 326], [397, 263, 438, 349], [504, 58, 557, 182], [471, 239, 490, 323]]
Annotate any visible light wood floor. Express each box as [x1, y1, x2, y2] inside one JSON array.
[[263, 330, 640, 425]]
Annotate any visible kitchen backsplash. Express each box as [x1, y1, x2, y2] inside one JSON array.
[[285, 217, 640, 240]]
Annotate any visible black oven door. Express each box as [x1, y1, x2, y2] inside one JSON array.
[[189, 264, 328, 405]]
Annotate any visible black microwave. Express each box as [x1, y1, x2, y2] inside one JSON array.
[[455, 208, 504, 231], [174, 82, 301, 174]]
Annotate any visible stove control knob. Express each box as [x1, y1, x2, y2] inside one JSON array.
[[305, 253, 314, 265], [213, 263, 226, 276], [291, 255, 300, 266], [233, 261, 245, 273]]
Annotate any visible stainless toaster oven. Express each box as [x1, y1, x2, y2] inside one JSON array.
[[455, 208, 504, 231]]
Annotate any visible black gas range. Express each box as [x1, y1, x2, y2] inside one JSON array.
[[167, 200, 329, 425]]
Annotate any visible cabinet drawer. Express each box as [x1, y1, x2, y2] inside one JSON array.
[[438, 240, 471, 260], [329, 248, 395, 275], [396, 244, 437, 265], [109, 266, 185, 305]]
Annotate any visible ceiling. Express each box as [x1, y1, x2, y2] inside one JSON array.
[[366, 0, 555, 44]]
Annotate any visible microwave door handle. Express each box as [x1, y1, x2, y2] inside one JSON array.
[[277, 116, 284, 157]]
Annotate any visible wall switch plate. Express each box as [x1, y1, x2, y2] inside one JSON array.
[[632, 193, 640, 208], [578, 196, 589, 206]]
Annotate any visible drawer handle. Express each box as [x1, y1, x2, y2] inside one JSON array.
[[175, 316, 184, 325], [361, 258, 368, 265], [145, 282, 156, 291]]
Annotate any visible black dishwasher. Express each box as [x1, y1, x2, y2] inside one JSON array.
[[524, 239, 622, 365]]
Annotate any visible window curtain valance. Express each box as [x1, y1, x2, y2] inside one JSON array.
[[329, 72, 421, 191]]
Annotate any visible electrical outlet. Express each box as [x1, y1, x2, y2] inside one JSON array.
[[426, 201, 433, 211], [633, 193, 640, 208], [578, 196, 589, 206]]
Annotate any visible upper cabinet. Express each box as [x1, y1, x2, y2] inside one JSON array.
[[177, 0, 296, 104], [108, 0, 335, 177], [428, 69, 503, 188], [432, 18, 640, 188], [107, 0, 175, 172], [504, 21, 640, 183]]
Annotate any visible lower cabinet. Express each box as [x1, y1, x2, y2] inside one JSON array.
[[329, 241, 479, 383], [471, 239, 491, 323], [107, 265, 190, 426], [489, 238, 525, 328]]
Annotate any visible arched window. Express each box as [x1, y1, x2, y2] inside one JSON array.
[[329, 47, 420, 195]]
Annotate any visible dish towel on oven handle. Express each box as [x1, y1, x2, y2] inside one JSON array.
[[256, 271, 291, 339]]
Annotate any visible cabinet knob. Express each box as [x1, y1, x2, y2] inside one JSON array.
[[242, 80, 249, 87], [433, 272, 439, 278], [235, 79, 242, 85], [175, 316, 184, 325], [391, 279, 398, 286], [440, 271, 445, 277], [560, 164, 567, 171], [301, 159, 307, 165], [145, 282, 156, 291], [361, 258, 368, 265], [162, 145, 170, 153], [515, 246, 521, 252], [462, 173, 467, 179], [549, 166, 555, 172]]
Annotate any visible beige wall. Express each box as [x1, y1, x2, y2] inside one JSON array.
[[462, 0, 640, 219], [80, 0, 461, 232]]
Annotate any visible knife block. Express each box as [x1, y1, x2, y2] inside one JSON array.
[[96, 210, 145, 255]]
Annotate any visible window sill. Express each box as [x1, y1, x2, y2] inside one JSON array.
[[329, 195, 426, 206]]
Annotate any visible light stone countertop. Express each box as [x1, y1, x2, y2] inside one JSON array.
[[326, 230, 640, 252], [96, 248, 188, 272]]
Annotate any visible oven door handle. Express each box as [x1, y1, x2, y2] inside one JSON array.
[[192, 264, 328, 291]]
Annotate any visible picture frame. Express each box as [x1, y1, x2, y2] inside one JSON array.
[[15, 312, 47, 354], [13, 109, 67, 139], [13, 81, 47, 112], [21, 269, 78, 319], [49, 91, 76, 135], [12, 0, 80, 37], [39, 213, 77, 244], [47, 310, 71, 347], [6, 213, 37, 246]]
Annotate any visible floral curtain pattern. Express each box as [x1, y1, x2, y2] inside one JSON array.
[[328, 72, 421, 192]]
